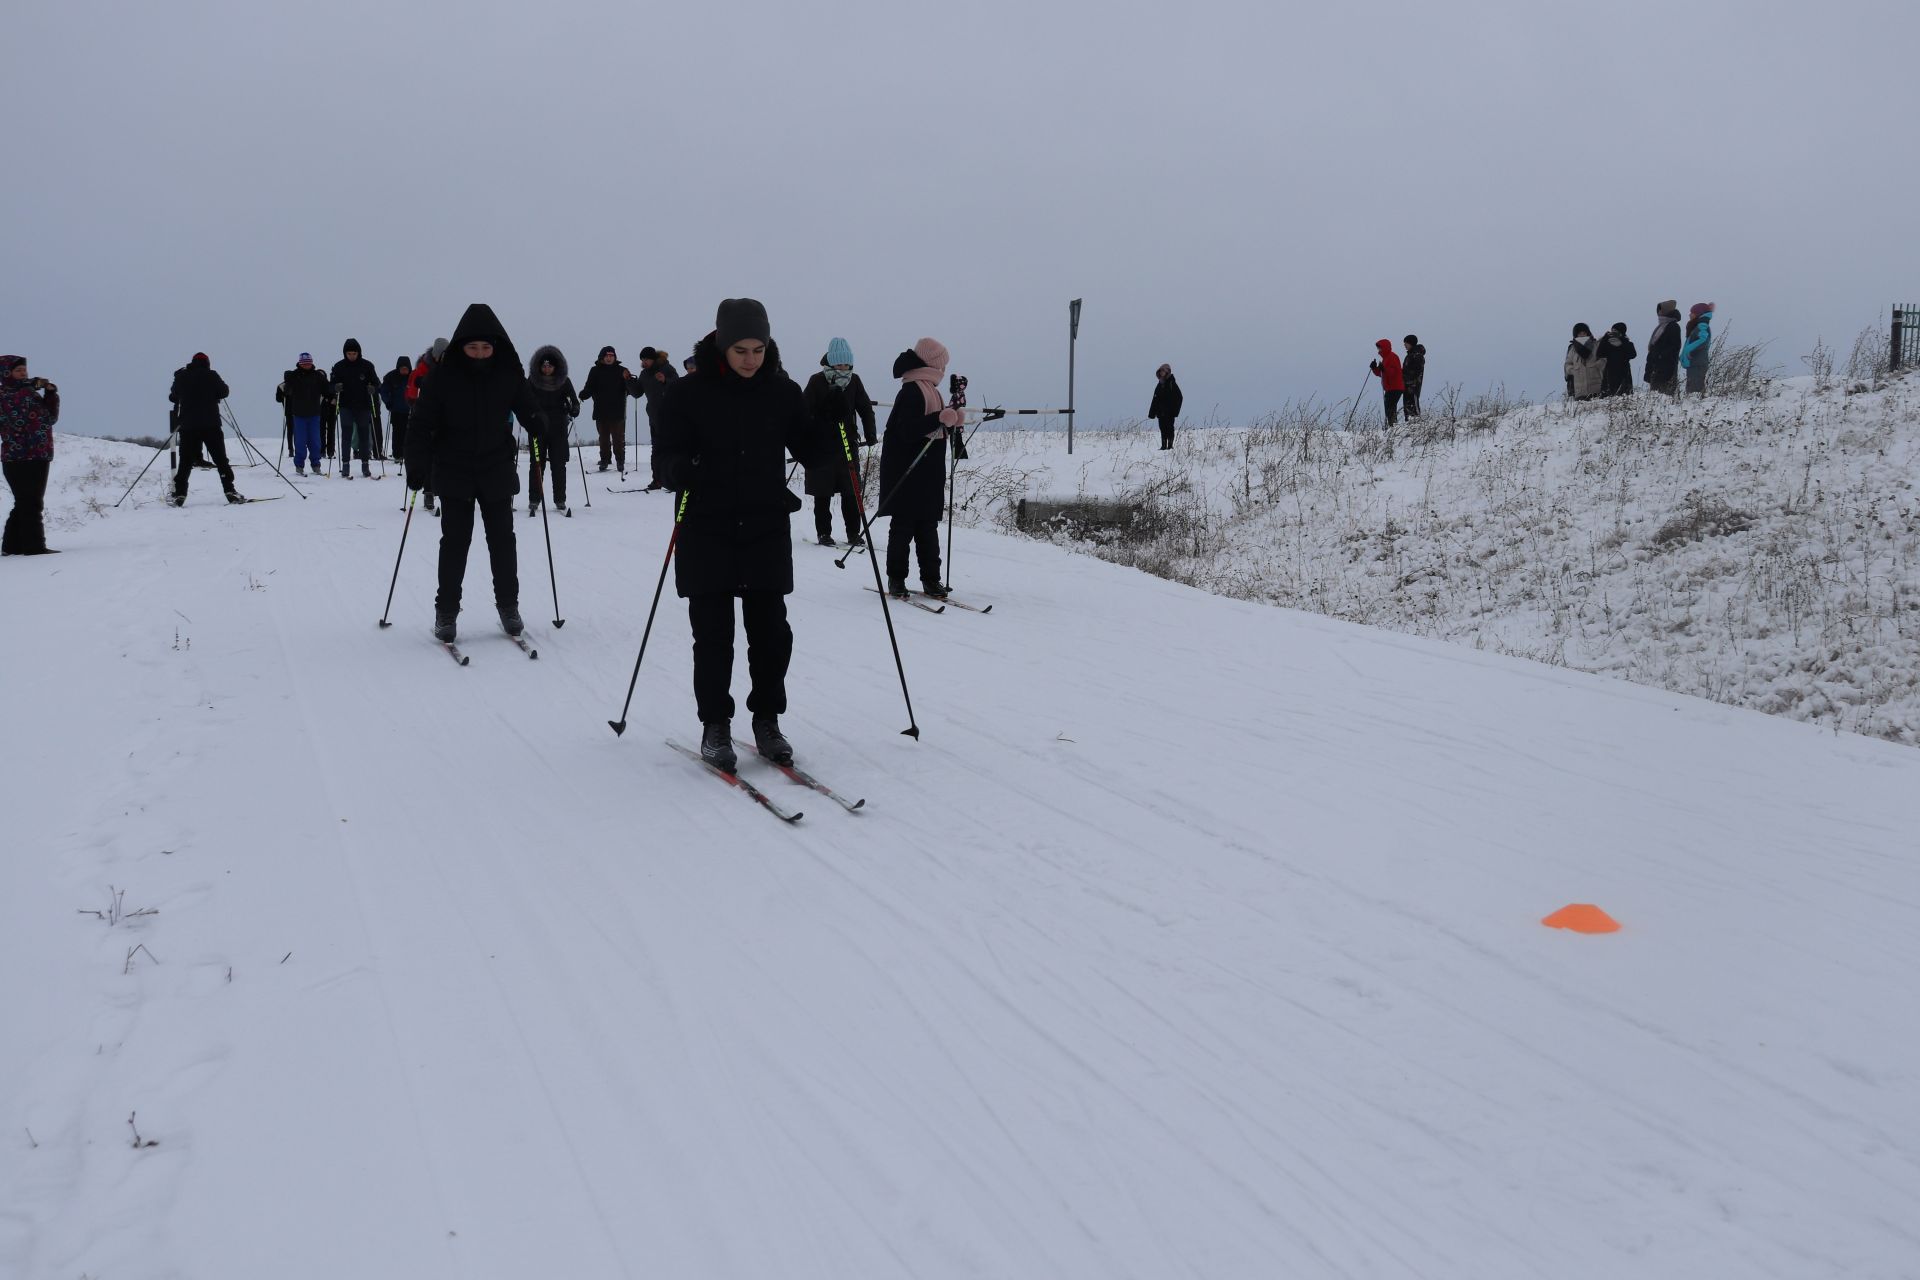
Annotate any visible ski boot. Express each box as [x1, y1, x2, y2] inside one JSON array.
[[751, 715, 794, 767], [848, 535, 865, 548], [921, 581, 951, 600], [554, 504, 570, 517], [528, 498, 539, 518], [361, 461, 373, 478], [887, 577, 911, 601], [225, 488, 247, 505], [432, 610, 458, 644], [818, 533, 835, 547], [295, 466, 306, 477], [700, 721, 737, 773], [168, 492, 186, 508], [497, 603, 524, 637]]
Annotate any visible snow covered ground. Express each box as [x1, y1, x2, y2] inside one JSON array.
[[3, 433, 1918, 1279], [963, 372, 1920, 745]]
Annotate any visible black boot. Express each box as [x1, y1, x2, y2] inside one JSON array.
[[700, 721, 737, 773], [498, 604, 524, 637], [432, 610, 458, 643], [921, 580, 950, 600], [887, 577, 910, 600], [225, 488, 247, 505], [751, 715, 794, 766]]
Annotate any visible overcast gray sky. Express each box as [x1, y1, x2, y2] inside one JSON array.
[[9, 0, 1916, 438]]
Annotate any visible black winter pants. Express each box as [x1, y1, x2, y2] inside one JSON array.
[[527, 432, 567, 507], [595, 418, 625, 471], [435, 491, 518, 615], [1156, 416, 1176, 449], [886, 514, 943, 589], [389, 409, 409, 463], [814, 470, 861, 542], [688, 591, 791, 724], [1382, 391, 1403, 426], [1403, 382, 1422, 420], [2, 458, 51, 553], [174, 427, 235, 497]]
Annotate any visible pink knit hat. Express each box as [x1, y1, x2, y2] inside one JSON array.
[[912, 338, 949, 371]]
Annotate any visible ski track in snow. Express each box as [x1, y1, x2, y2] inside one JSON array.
[[2, 436, 1918, 1279]]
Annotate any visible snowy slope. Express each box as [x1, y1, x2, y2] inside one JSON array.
[[3, 435, 1918, 1280]]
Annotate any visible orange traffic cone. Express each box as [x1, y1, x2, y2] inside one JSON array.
[[1542, 904, 1621, 934]]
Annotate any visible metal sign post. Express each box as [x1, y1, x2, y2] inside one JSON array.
[[1068, 298, 1082, 454]]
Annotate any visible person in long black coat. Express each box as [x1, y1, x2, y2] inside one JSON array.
[[801, 337, 877, 545], [525, 345, 580, 514], [878, 337, 961, 597], [381, 356, 413, 464], [652, 299, 812, 771], [407, 303, 544, 642], [579, 346, 632, 473], [1644, 300, 1683, 396], [1148, 363, 1183, 449], [1597, 323, 1638, 397], [168, 354, 240, 505]]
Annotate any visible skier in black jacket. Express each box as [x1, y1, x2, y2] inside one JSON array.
[[800, 337, 877, 545], [1148, 363, 1183, 449], [168, 354, 243, 505], [331, 339, 382, 476], [579, 346, 631, 473], [634, 346, 679, 490], [381, 356, 413, 465], [651, 298, 812, 772], [525, 344, 580, 515], [878, 338, 961, 598], [276, 354, 332, 476], [407, 303, 544, 643]]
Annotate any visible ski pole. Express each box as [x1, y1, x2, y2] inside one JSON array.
[[375, 405, 386, 479], [836, 436, 936, 569], [533, 439, 564, 628], [943, 374, 967, 587], [835, 420, 920, 738], [573, 421, 591, 508], [225, 412, 308, 499], [376, 489, 417, 628], [608, 490, 687, 736], [1342, 368, 1374, 433], [115, 430, 178, 508]]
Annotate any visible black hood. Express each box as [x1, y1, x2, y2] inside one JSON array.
[[443, 303, 521, 373], [892, 349, 927, 378], [690, 331, 785, 383], [529, 344, 570, 382]]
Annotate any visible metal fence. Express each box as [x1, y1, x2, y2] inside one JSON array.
[[1895, 304, 1920, 371]]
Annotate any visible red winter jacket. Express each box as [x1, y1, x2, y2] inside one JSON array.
[[405, 355, 434, 404], [1370, 341, 1404, 392]]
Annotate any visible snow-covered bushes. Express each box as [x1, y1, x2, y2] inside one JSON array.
[[968, 372, 1920, 744]]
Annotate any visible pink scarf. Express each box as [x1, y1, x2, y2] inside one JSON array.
[[903, 337, 951, 415]]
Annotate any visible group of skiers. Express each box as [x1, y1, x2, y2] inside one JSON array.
[[380, 298, 967, 774], [1566, 301, 1716, 401]]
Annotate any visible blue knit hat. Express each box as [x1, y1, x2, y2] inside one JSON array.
[[825, 337, 853, 368]]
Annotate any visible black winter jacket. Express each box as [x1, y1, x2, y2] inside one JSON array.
[[331, 355, 382, 411], [276, 366, 332, 418], [1598, 333, 1638, 395], [407, 303, 543, 500], [1148, 375, 1184, 422], [878, 385, 948, 523], [381, 368, 413, 418], [169, 361, 230, 432], [652, 333, 810, 598], [580, 350, 632, 422], [801, 369, 877, 495], [1402, 344, 1427, 390], [526, 344, 582, 442], [632, 360, 679, 416], [1645, 317, 1682, 386]]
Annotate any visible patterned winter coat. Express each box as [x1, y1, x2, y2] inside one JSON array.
[[0, 358, 60, 462]]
